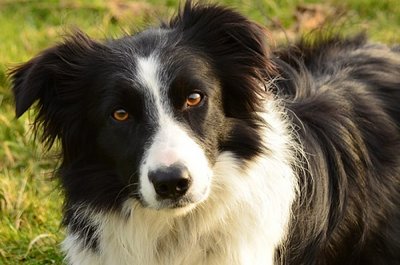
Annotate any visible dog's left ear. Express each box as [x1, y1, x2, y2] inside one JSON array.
[[167, 2, 276, 116], [10, 31, 107, 146]]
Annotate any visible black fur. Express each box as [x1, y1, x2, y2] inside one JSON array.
[[275, 35, 400, 264]]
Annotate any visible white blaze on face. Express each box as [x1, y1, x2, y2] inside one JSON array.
[[136, 55, 212, 209]]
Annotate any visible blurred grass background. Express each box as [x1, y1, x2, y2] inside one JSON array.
[[0, 0, 399, 264]]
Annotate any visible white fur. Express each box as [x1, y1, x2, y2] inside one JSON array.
[[62, 98, 298, 265], [136, 55, 212, 209], [63, 234, 101, 265], [140, 119, 213, 209]]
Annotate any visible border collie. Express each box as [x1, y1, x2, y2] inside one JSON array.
[[10, 2, 400, 265]]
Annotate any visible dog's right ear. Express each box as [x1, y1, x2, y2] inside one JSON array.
[[167, 1, 276, 117], [9, 31, 107, 145]]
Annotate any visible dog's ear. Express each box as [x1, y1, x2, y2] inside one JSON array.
[[11, 31, 101, 117], [168, 1, 276, 116], [10, 31, 106, 146]]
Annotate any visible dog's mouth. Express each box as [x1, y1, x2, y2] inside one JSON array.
[[158, 196, 195, 209], [136, 185, 210, 213]]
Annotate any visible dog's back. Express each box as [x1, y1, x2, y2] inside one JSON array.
[[274, 35, 400, 264]]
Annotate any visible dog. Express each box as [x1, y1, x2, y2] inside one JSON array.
[[10, 2, 400, 265]]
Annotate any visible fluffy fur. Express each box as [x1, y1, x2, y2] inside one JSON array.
[[10, 2, 400, 265]]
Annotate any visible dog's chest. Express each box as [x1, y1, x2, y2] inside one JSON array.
[[95, 209, 274, 265], [63, 203, 277, 265]]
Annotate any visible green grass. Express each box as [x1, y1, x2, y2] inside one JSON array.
[[0, 0, 399, 264]]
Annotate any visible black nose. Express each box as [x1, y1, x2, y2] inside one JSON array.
[[148, 164, 192, 199]]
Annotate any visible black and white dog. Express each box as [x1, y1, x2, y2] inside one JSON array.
[[10, 2, 400, 264]]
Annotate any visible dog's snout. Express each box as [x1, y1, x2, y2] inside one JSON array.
[[148, 164, 192, 199]]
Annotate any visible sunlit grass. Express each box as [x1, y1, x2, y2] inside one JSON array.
[[0, 0, 398, 263]]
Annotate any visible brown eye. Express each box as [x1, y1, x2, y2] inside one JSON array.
[[112, 109, 129, 121], [186, 92, 203, 107]]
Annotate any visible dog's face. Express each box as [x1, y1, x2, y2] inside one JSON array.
[[11, 3, 274, 213], [92, 39, 225, 210]]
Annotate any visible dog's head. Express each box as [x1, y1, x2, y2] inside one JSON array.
[[11, 2, 274, 213]]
